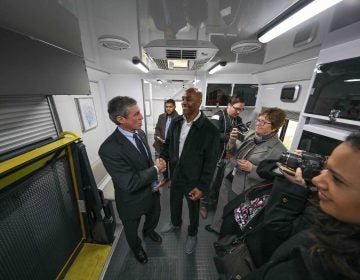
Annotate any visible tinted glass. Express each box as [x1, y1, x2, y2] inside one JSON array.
[[205, 84, 232, 106], [305, 56, 360, 121], [233, 84, 258, 106], [298, 130, 341, 156]]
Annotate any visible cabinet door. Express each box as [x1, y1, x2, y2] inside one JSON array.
[[305, 56, 360, 121]]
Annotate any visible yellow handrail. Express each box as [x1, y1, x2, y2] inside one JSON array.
[[0, 131, 81, 189]]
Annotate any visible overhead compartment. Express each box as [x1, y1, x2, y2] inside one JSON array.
[[0, 0, 90, 96]]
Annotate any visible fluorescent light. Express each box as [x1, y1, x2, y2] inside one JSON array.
[[132, 57, 149, 73], [167, 59, 189, 69], [208, 61, 227, 75], [258, 0, 343, 43], [344, 79, 360, 83]]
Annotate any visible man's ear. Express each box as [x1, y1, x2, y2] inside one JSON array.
[[116, 115, 125, 125]]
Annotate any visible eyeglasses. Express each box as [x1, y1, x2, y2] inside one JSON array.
[[255, 118, 271, 126], [232, 105, 245, 112]]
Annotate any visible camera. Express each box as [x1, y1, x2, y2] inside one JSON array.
[[279, 151, 325, 181], [233, 121, 251, 141]]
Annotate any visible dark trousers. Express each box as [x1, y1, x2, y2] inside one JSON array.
[[122, 192, 161, 252], [170, 185, 200, 236]]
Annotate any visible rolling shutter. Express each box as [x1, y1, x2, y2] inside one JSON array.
[[0, 96, 58, 155]]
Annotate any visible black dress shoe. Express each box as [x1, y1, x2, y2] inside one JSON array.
[[144, 230, 162, 243], [134, 248, 148, 264], [205, 224, 219, 235]]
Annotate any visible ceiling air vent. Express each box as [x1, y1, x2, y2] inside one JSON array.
[[98, 35, 131, 50], [144, 39, 218, 70], [231, 41, 262, 55]]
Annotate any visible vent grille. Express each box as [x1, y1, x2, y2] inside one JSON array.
[[191, 58, 210, 70], [166, 49, 197, 59], [98, 35, 130, 50], [153, 59, 168, 70], [231, 41, 262, 55]]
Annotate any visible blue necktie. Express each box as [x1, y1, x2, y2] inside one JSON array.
[[165, 117, 171, 139], [134, 133, 156, 187], [133, 133, 149, 160]]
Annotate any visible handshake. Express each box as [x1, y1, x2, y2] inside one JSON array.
[[155, 158, 167, 173]]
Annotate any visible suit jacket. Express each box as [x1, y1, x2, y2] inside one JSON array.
[[99, 128, 158, 220], [160, 112, 220, 193], [226, 134, 287, 195], [153, 110, 179, 153]]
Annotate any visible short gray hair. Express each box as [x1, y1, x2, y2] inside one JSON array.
[[107, 96, 137, 125]]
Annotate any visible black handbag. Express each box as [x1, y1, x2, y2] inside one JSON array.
[[214, 235, 255, 280]]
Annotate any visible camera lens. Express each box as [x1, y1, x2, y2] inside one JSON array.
[[279, 152, 301, 170]]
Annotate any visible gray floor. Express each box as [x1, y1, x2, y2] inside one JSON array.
[[103, 185, 220, 280]]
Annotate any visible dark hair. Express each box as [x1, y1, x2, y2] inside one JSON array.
[[165, 99, 176, 106], [107, 96, 137, 125], [308, 210, 360, 279], [307, 132, 360, 279], [229, 95, 245, 105], [260, 107, 286, 131], [345, 131, 360, 151]]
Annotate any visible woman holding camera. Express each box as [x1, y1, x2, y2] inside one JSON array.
[[220, 132, 360, 280], [206, 108, 287, 234]]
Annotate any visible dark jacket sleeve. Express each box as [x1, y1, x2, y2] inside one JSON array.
[[154, 114, 163, 140], [159, 118, 173, 162], [198, 124, 220, 192], [244, 232, 337, 280], [210, 110, 230, 144], [262, 176, 314, 240]]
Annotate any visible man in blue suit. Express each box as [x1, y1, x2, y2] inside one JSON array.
[[99, 96, 166, 264]]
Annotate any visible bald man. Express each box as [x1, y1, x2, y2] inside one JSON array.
[[160, 88, 220, 254]]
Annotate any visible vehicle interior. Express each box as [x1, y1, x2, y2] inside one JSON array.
[[1, 0, 360, 279]]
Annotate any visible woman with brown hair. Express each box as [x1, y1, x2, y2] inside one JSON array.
[[206, 107, 287, 234]]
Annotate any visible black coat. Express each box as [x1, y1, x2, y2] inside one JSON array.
[[160, 112, 220, 193], [221, 162, 355, 279], [99, 129, 158, 220], [221, 175, 315, 267], [242, 178, 351, 280], [244, 232, 346, 280]]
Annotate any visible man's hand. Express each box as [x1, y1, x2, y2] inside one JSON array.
[[156, 158, 167, 173], [155, 178, 168, 188], [229, 128, 238, 142], [188, 187, 203, 201]]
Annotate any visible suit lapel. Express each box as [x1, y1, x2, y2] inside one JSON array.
[[114, 129, 149, 166]]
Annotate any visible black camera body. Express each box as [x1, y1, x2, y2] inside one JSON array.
[[233, 121, 251, 141], [279, 151, 325, 181]]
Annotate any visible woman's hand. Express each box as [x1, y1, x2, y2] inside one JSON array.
[[236, 159, 253, 172], [277, 163, 306, 187]]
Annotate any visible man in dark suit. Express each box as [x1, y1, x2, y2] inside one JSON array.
[[160, 88, 220, 254], [99, 96, 166, 264], [153, 99, 179, 158]]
